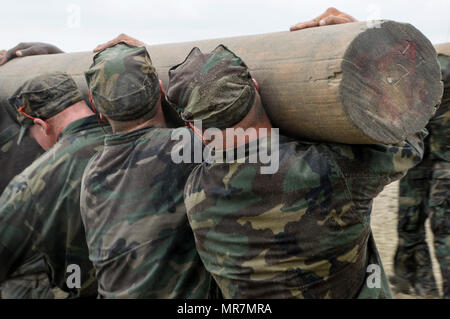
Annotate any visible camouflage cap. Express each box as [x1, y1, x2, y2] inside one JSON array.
[[166, 45, 255, 129], [84, 42, 160, 122], [8, 71, 83, 144]]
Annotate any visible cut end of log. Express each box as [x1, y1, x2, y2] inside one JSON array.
[[340, 20, 443, 144]]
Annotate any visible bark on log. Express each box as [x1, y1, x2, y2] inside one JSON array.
[[0, 20, 443, 144]]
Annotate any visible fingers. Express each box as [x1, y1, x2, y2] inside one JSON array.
[[320, 15, 353, 26], [0, 48, 18, 66], [93, 34, 146, 53], [94, 39, 119, 53], [94, 36, 126, 53], [290, 20, 319, 31], [16, 47, 43, 57], [0, 51, 5, 66], [290, 7, 358, 32], [0, 43, 63, 66], [290, 7, 338, 31]]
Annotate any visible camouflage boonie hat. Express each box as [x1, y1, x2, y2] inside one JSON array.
[[84, 42, 160, 122], [166, 45, 255, 129], [8, 72, 83, 145]]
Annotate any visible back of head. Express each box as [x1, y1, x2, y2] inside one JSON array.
[[166, 45, 255, 130], [8, 71, 83, 144], [84, 43, 160, 122]]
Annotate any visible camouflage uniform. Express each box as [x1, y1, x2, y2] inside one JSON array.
[[0, 104, 43, 194], [392, 54, 450, 298], [166, 45, 255, 129], [167, 45, 427, 298], [0, 73, 105, 298], [80, 43, 211, 298], [0, 115, 43, 299]]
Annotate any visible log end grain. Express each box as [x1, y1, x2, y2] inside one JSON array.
[[341, 20, 443, 144]]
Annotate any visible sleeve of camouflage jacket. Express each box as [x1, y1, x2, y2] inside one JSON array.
[[0, 174, 38, 283], [327, 130, 427, 207]]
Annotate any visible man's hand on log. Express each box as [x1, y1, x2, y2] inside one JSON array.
[[0, 42, 64, 66], [93, 34, 147, 53], [290, 7, 358, 31]]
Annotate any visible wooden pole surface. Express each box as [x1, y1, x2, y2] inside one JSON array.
[[0, 21, 443, 144]]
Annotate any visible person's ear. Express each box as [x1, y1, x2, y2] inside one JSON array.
[[252, 78, 259, 92], [33, 118, 51, 136], [159, 80, 166, 99], [99, 113, 109, 123]]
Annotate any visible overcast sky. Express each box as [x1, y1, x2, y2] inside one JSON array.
[[1, 0, 449, 52]]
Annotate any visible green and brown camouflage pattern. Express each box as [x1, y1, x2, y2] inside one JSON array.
[[185, 131, 426, 299], [393, 54, 450, 298], [0, 274, 55, 299], [0, 256, 54, 299], [0, 116, 107, 298], [439, 54, 450, 84], [80, 126, 211, 298], [8, 72, 83, 144], [166, 45, 255, 129], [84, 43, 160, 121], [0, 115, 43, 193]]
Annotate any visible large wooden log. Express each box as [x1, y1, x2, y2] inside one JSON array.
[[0, 21, 443, 144]]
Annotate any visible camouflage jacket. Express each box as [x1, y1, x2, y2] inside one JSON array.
[[428, 54, 450, 163], [0, 116, 106, 298], [80, 126, 211, 298], [0, 105, 43, 193], [184, 131, 426, 298]]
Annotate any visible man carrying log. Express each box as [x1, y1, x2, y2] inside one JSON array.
[[0, 72, 104, 298], [390, 53, 450, 299], [290, 7, 448, 299], [0, 102, 43, 194], [0, 43, 62, 194], [79, 42, 212, 298], [167, 44, 427, 298]]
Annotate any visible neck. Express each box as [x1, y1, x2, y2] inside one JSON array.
[[110, 103, 166, 134], [49, 101, 94, 139], [193, 96, 274, 150], [222, 112, 273, 150]]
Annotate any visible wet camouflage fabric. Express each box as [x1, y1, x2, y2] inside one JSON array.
[[84, 43, 160, 121], [0, 111, 43, 193], [0, 116, 106, 298], [166, 45, 255, 129], [185, 131, 426, 298], [80, 126, 211, 298], [0, 274, 55, 299], [393, 55, 450, 298], [8, 72, 83, 144], [0, 256, 59, 299], [439, 54, 450, 84]]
